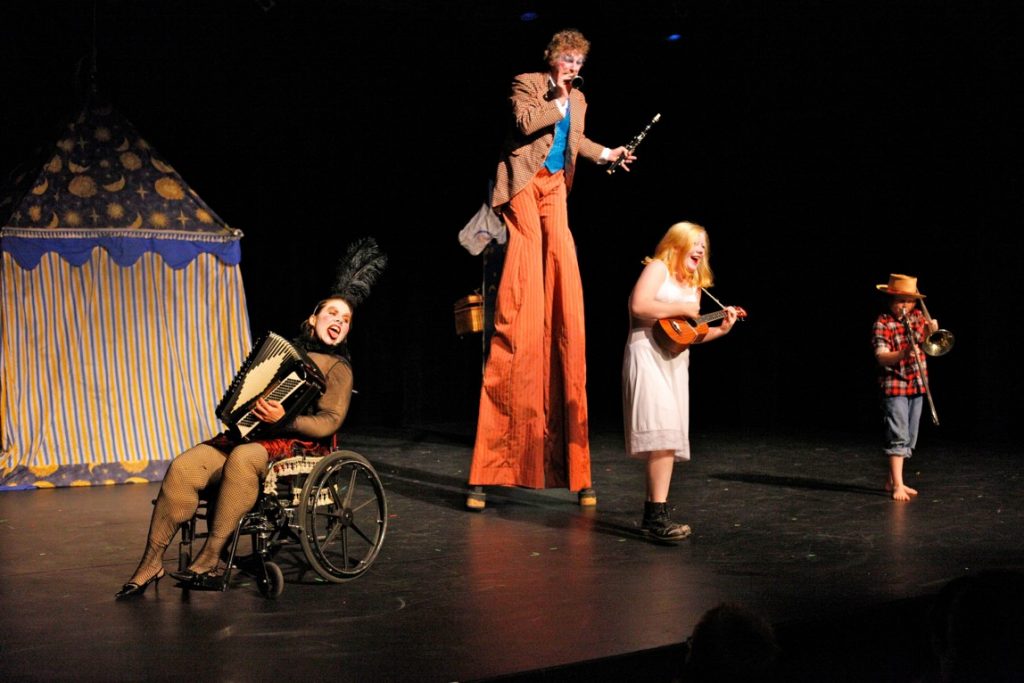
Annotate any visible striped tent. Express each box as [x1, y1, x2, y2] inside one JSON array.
[[0, 99, 251, 490]]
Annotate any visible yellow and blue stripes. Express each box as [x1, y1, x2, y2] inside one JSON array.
[[0, 248, 250, 489]]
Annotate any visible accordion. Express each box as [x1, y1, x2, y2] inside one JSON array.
[[216, 332, 327, 442]]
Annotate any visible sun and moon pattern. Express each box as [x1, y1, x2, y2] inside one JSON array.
[[1, 461, 173, 490], [1, 100, 239, 239]]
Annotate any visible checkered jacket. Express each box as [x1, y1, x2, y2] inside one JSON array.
[[872, 310, 929, 397], [491, 71, 607, 208]]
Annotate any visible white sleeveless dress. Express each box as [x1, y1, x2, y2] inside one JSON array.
[[622, 267, 697, 460]]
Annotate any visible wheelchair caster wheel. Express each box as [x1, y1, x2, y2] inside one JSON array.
[[258, 561, 284, 598]]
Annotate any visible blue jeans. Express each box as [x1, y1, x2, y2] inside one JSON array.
[[882, 395, 923, 457]]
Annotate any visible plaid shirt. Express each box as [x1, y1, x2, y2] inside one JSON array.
[[872, 309, 928, 397]]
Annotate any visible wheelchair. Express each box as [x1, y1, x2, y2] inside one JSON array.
[[178, 449, 387, 598]]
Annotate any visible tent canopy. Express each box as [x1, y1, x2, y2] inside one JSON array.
[[1, 97, 251, 489], [1, 98, 242, 268]]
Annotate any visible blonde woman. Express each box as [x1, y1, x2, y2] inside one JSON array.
[[622, 222, 738, 543]]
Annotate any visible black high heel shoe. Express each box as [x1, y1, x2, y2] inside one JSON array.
[[115, 569, 165, 600], [168, 568, 199, 583]]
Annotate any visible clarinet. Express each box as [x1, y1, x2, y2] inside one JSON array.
[[607, 113, 661, 175]]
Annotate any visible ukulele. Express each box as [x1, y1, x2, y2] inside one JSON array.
[[653, 307, 748, 356]]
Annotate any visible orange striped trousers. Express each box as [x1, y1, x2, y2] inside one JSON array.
[[469, 169, 592, 490]]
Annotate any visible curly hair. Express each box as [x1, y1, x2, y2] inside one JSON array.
[[543, 29, 590, 64]]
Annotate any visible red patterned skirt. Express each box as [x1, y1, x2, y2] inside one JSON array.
[[204, 433, 336, 463]]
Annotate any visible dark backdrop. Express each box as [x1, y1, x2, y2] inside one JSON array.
[[2, 0, 1020, 444]]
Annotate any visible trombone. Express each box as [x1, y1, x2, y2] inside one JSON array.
[[901, 311, 943, 426]]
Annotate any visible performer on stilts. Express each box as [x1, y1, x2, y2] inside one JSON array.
[[466, 28, 636, 510]]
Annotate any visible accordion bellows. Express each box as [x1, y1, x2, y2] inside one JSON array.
[[216, 332, 327, 441]]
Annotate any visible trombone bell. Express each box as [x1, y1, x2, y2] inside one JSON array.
[[923, 329, 955, 356], [918, 298, 954, 357]]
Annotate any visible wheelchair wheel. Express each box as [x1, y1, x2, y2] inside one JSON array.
[[297, 450, 387, 582], [258, 561, 285, 599]]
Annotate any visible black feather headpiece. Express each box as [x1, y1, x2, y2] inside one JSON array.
[[330, 236, 387, 309]]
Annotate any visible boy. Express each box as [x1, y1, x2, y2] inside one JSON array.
[[872, 274, 940, 501]]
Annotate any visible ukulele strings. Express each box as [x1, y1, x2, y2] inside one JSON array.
[[700, 287, 727, 311]]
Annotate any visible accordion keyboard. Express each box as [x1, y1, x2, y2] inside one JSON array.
[[217, 332, 326, 442]]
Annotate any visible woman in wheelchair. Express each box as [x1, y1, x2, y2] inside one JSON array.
[[115, 296, 356, 598]]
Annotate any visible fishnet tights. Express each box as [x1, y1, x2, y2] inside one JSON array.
[[126, 443, 268, 584]]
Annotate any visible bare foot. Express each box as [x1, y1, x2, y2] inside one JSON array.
[[886, 480, 919, 496], [891, 484, 913, 501]]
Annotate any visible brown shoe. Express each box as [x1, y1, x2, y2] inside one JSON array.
[[578, 488, 597, 507], [465, 486, 486, 511]]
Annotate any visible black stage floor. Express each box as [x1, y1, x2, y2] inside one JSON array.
[[2, 426, 1022, 682]]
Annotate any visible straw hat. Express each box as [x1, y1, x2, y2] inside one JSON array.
[[875, 273, 925, 298]]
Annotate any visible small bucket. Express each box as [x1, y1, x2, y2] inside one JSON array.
[[454, 294, 484, 335]]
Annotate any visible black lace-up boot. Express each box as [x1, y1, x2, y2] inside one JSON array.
[[641, 502, 692, 543]]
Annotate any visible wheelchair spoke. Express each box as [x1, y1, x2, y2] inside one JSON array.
[[312, 507, 345, 523], [346, 521, 378, 547], [349, 495, 377, 514], [317, 513, 343, 546], [342, 467, 357, 508], [324, 472, 346, 508]]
